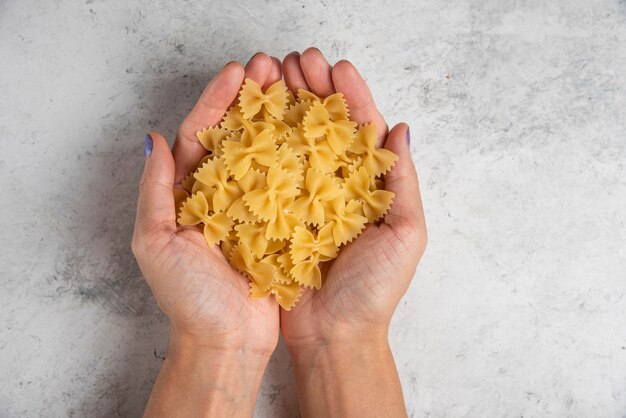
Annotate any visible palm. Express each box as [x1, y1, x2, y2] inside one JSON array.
[[148, 228, 278, 348]]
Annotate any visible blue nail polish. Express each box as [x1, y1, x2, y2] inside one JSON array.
[[406, 126, 411, 146], [144, 133, 153, 157]]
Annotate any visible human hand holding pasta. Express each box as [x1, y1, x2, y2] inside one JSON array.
[[132, 53, 283, 418], [279, 48, 427, 418], [133, 48, 426, 417]]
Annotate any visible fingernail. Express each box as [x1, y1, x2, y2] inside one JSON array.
[[406, 126, 411, 146], [290, 51, 300, 56], [144, 133, 153, 157]]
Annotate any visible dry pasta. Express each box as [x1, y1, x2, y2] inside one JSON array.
[[176, 78, 398, 310]]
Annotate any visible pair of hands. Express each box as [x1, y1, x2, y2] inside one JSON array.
[[132, 48, 427, 417]]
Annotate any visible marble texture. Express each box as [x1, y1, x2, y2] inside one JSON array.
[[1, 0, 625, 416]]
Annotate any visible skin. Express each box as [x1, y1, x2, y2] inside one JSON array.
[[133, 49, 427, 418]]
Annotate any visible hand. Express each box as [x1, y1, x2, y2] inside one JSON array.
[[280, 48, 427, 348], [279, 48, 427, 418], [132, 53, 283, 417]]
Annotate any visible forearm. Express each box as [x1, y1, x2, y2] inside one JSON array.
[[143, 327, 271, 418], [288, 334, 407, 418]]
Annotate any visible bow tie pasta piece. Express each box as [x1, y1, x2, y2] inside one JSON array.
[[194, 157, 242, 212], [348, 123, 399, 176], [202, 212, 234, 246], [243, 166, 299, 222], [297, 90, 350, 121], [176, 79, 399, 309], [177, 192, 233, 246], [343, 167, 395, 222], [324, 197, 368, 246], [196, 126, 229, 156], [322, 93, 350, 121], [239, 78, 289, 120], [177, 191, 209, 226], [303, 101, 357, 155], [222, 128, 278, 180], [290, 224, 339, 265], [291, 168, 342, 226]]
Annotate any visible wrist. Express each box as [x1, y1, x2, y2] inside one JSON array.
[[168, 324, 274, 368], [144, 326, 272, 417], [169, 321, 277, 359], [284, 321, 390, 353], [286, 330, 407, 418], [287, 333, 391, 371]]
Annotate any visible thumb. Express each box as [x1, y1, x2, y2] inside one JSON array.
[[133, 132, 176, 249], [382, 123, 426, 235]]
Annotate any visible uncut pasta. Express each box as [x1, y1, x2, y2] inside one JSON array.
[[176, 78, 398, 310]]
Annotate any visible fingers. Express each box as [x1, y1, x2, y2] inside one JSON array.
[[173, 61, 245, 183], [282, 51, 310, 96], [244, 52, 273, 86], [331, 60, 387, 145], [263, 56, 283, 89], [300, 47, 335, 97], [382, 124, 426, 235], [133, 132, 177, 249]]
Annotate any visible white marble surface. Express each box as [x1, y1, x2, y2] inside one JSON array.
[[1, 0, 625, 416]]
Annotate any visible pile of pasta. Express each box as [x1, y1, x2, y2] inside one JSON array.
[[174, 78, 398, 310]]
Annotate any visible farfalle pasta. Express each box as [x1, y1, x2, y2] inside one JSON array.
[[176, 78, 398, 310]]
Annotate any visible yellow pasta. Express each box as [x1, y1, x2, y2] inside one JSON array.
[[348, 123, 399, 176], [176, 77, 398, 309], [222, 128, 277, 180], [194, 157, 241, 212], [290, 168, 342, 226], [173, 188, 189, 216], [303, 101, 357, 154], [178, 192, 233, 246], [196, 126, 229, 156], [239, 78, 289, 119], [242, 166, 298, 222], [343, 167, 395, 222]]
